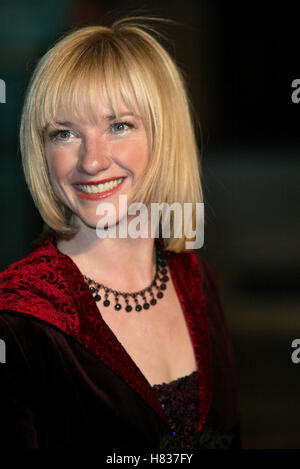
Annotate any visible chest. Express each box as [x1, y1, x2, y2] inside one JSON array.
[[96, 277, 198, 386]]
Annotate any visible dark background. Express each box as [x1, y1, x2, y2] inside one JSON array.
[[0, 0, 299, 448]]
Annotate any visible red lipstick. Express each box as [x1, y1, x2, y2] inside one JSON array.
[[73, 177, 126, 200], [73, 176, 125, 185]]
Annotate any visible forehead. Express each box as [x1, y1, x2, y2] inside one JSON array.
[[36, 29, 162, 135], [43, 82, 141, 129], [53, 96, 139, 125]]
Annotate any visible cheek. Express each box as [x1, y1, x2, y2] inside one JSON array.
[[45, 148, 74, 184], [121, 140, 149, 171]]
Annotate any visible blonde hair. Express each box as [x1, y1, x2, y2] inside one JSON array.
[[20, 17, 203, 252]]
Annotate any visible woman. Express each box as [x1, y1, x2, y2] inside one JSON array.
[[0, 17, 240, 448]]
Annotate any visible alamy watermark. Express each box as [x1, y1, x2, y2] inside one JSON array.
[[291, 79, 300, 103], [0, 79, 6, 103], [0, 338, 6, 363], [95, 196, 204, 249], [291, 339, 300, 364]]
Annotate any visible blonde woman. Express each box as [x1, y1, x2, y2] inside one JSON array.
[[0, 17, 240, 448]]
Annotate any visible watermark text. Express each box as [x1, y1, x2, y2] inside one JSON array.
[[0, 338, 6, 363], [95, 196, 204, 249], [291, 79, 300, 103], [0, 79, 6, 103], [291, 339, 300, 364]]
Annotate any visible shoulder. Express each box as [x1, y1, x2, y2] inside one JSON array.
[[0, 236, 59, 286], [166, 246, 221, 297], [188, 250, 233, 347], [192, 250, 220, 289], [0, 310, 61, 392], [0, 310, 48, 358], [166, 246, 226, 326], [0, 237, 86, 331], [0, 236, 60, 309], [193, 250, 224, 308], [192, 250, 229, 327], [0, 309, 75, 360]]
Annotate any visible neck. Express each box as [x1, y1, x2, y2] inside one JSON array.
[[57, 228, 157, 292]]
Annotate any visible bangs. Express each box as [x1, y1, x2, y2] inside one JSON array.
[[21, 21, 202, 251], [36, 37, 154, 140]]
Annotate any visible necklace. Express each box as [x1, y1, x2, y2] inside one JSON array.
[[83, 239, 169, 312]]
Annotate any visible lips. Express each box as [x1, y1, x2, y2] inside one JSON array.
[[72, 176, 127, 200], [73, 176, 125, 185]]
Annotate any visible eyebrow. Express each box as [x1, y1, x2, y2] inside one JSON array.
[[103, 112, 138, 120], [48, 121, 74, 128]]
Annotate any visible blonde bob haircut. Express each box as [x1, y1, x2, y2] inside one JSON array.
[[20, 16, 203, 253]]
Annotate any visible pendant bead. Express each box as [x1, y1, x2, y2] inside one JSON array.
[[84, 238, 169, 313]]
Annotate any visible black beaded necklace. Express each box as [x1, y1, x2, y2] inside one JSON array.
[[83, 238, 169, 312]]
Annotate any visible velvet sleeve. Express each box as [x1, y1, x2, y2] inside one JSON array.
[[0, 312, 39, 448]]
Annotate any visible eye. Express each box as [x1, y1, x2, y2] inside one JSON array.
[[110, 121, 134, 134], [49, 129, 75, 141]]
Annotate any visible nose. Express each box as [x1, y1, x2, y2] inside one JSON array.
[[77, 131, 112, 175]]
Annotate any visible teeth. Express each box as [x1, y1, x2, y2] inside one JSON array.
[[78, 178, 124, 194]]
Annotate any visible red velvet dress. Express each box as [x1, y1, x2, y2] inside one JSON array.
[[0, 236, 240, 448]]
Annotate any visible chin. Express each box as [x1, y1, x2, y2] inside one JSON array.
[[75, 215, 121, 234], [72, 204, 129, 235]]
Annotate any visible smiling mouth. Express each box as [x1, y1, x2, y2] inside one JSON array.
[[76, 177, 125, 194]]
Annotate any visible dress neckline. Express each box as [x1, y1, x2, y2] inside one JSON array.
[[152, 370, 199, 388], [0, 234, 212, 433]]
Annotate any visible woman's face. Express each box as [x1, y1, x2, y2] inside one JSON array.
[[44, 94, 150, 234]]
